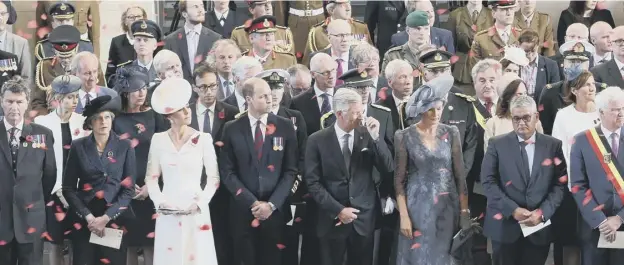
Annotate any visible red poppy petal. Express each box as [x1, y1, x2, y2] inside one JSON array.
[[558, 175, 568, 184], [121, 177, 133, 188], [83, 184, 93, 191], [215, 141, 224, 147], [277, 243, 286, 250], [593, 204, 605, 211], [471, 25, 477, 32], [294, 217, 303, 223], [582, 196, 592, 206], [571, 185, 580, 194], [411, 243, 422, 249], [541, 158, 552, 166], [585, 189, 592, 197], [95, 191, 105, 199], [538, 104, 544, 112], [554, 157, 562, 166], [450, 55, 459, 64], [413, 230, 422, 237], [108, 157, 117, 163], [74, 223, 82, 230], [100, 258, 111, 264], [119, 133, 130, 140], [47, 201, 55, 206], [505, 180, 512, 187], [436, 8, 448, 15], [152, 213, 159, 220], [27, 227, 36, 234], [147, 232, 155, 238], [493, 213, 503, 220], [194, 55, 204, 64], [236, 188, 243, 196], [26, 203, 34, 209], [412, 69, 421, 77], [41, 231, 53, 241], [110, 223, 119, 229], [199, 224, 211, 231], [55, 213, 66, 222], [63, 145, 71, 149], [251, 218, 260, 227]]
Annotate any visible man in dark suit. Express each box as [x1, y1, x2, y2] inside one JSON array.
[[305, 88, 393, 265], [376, 59, 414, 131], [189, 62, 238, 265], [570, 87, 624, 265], [481, 95, 567, 265], [309, 19, 354, 86], [223, 56, 263, 112], [517, 29, 561, 103], [220, 77, 298, 265], [364, 1, 408, 65], [205, 0, 247, 38], [389, 0, 455, 53], [164, 0, 222, 83], [0, 77, 56, 265], [592, 26, 624, 88], [209, 39, 242, 101]]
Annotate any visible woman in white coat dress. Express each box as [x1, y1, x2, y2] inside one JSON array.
[[145, 77, 219, 265]]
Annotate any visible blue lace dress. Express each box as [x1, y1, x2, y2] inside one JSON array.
[[394, 124, 468, 265]]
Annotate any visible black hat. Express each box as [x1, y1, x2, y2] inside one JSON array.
[[419, 50, 453, 69], [244, 15, 277, 34], [51, 75, 81, 94], [256, 69, 289, 87], [82, 96, 122, 129], [48, 2, 75, 19], [1, 1, 17, 25], [338, 69, 374, 88], [560, 40, 593, 62], [113, 66, 149, 94], [49, 25, 80, 56], [131, 20, 163, 41], [488, 0, 517, 8]]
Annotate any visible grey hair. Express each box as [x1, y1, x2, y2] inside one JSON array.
[[70, 51, 98, 75], [509, 95, 537, 113], [85, 111, 116, 130], [333, 89, 362, 114], [350, 42, 379, 66], [287, 64, 311, 85], [471, 58, 502, 81], [596, 86, 624, 111], [153, 49, 180, 74], [232, 56, 262, 81], [384, 59, 413, 81], [205, 39, 242, 68], [326, 2, 335, 13], [0, 76, 30, 102]]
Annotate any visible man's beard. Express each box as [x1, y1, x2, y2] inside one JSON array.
[[188, 17, 205, 25]]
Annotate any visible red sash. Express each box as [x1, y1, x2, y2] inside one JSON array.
[[585, 128, 624, 203]]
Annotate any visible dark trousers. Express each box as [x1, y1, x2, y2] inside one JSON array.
[[209, 187, 234, 265], [319, 228, 374, 265], [491, 238, 550, 265], [0, 238, 43, 265], [300, 203, 321, 265], [375, 212, 398, 265], [230, 202, 285, 265], [581, 228, 624, 265]]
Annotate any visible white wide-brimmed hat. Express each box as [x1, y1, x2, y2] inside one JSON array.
[[500, 46, 529, 67], [151, 77, 192, 115]]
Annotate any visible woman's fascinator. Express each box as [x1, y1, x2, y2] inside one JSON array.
[[113, 66, 149, 94], [500, 46, 529, 67], [405, 73, 455, 119], [82, 95, 122, 130]]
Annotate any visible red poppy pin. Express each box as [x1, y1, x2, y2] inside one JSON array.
[[135, 123, 146, 134], [73, 128, 81, 136], [471, 24, 477, 32], [191, 135, 200, 145], [266, 124, 276, 135], [25, 135, 33, 142], [218, 111, 225, 119]]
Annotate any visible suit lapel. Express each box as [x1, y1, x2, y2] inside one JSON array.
[[179, 29, 191, 73], [0, 121, 12, 165], [607, 60, 624, 88], [508, 133, 528, 188], [529, 134, 546, 182], [84, 135, 105, 172], [240, 116, 256, 165], [224, 11, 236, 33], [190, 103, 199, 130], [326, 126, 348, 175], [535, 57, 547, 94], [261, 114, 277, 165], [197, 28, 211, 61], [16, 124, 32, 165], [212, 102, 225, 137]]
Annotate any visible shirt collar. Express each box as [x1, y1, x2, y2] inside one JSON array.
[[137, 59, 153, 70], [333, 50, 349, 63], [249, 113, 268, 128], [529, 55, 539, 66], [393, 93, 406, 107], [185, 23, 202, 35], [314, 85, 333, 98], [219, 74, 233, 84], [615, 57, 624, 71], [334, 122, 353, 140], [517, 131, 537, 143], [78, 89, 97, 100], [467, 4, 482, 15], [602, 124, 621, 138], [3, 118, 23, 132], [272, 106, 280, 115], [214, 9, 229, 19], [522, 12, 535, 23], [197, 102, 216, 115], [596, 52, 613, 62], [497, 25, 512, 35]]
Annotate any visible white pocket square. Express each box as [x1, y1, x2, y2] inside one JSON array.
[[361, 148, 369, 152]]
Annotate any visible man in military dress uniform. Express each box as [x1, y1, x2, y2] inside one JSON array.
[[0, 50, 19, 117], [274, 0, 326, 59], [302, 0, 371, 66], [36, 0, 100, 56], [381, 10, 431, 78], [468, 0, 520, 82], [256, 69, 308, 265], [34, 2, 94, 65], [539, 40, 604, 135], [513, 0, 556, 56], [113, 20, 161, 86], [241, 16, 297, 70], [231, 0, 295, 55]]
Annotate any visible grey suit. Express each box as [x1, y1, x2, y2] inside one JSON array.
[[74, 87, 118, 114], [3, 32, 31, 81], [0, 121, 56, 265], [591, 60, 624, 89], [164, 26, 222, 83]]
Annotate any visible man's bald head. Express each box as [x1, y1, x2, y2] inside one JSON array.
[[591, 21, 613, 53], [310, 53, 335, 73], [310, 53, 337, 90], [566, 23, 589, 42]]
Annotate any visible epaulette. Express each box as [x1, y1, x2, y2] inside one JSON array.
[[37, 38, 48, 44], [454, 93, 475, 102], [350, 18, 366, 25], [320, 111, 335, 129], [117, 60, 132, 67], [35, 59, 53, 92], [386, 45, 403, 53], [80, 38, 91, 43], [235, 110, 248, 119], [475, 29, 490, 36], [275, 50, 296, 57], [276, 25, 289, 30], [233, 25, 246, 30], [241, 49, 250, 56], [370, 104, 390, 112]]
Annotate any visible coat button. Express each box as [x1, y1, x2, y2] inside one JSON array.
[[103, 173, 107, 177]]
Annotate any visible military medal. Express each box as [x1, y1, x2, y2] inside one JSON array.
[[40, 135, 47, 149], [32, 135, 39, 148], [278, 137, 284, 151], [107, 151, 114, 158], [10, 59, 17, 71], [448, 106, 454, 111], [604, 153, 612, 164], [272, 137, 279, 151], [290, 117, 297, 130]]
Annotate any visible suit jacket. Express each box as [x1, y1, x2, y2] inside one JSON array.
[[304, 125, 393, 237], [62, 133, 136, 222], [375, 94, 405, 132], [389, 27, 456, 54], [204, 8, 248, 38], [189, 101, 238, 153], [591, 59, 624, 89], [532, 55, 561, 103], [481, 132, 566, 244], [33, 112, 88, 194], [513, 11, 556, 56], [164, 26, 222, 83], [0, 121, 56, 244], [290, 88, 325, 135], [222, 93, 241, 112], [570, 126, 624, 236], [4, 32, 31, 80], [367, 104, 395, 199], [556, 8, 615, 49], [74, 87, 119, 114], [364, 1, 408, 64], [105, 34, 136, 87], [220, 113, 298, 211]]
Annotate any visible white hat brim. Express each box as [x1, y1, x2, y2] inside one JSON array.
[[151, 77, 192, 115]]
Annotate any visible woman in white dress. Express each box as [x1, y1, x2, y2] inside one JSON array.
[[145, 77, 219, 265]]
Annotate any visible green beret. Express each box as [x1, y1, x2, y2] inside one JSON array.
[[406, 11, 429, 28]]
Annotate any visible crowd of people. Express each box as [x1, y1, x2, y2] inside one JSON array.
[[1, 0, 624, 265]]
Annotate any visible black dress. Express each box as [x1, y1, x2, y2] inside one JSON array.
[[45, 123, 73, 244], [113, 109, 169, 246]]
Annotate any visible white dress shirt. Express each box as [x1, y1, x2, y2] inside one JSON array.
[[517, 132, 536, 175], [78, 89, 97, 108], [137, 59, 153, 71], [522, 12, 535, 27], [314, 85, 334, 112], [393, 93, 407, 109], [467, 4, 483, 17], [594, 51, 613, 65], [235, 90, 246, 112], [249, 113, 268, 141], [4, 118, 23, 145], [335, 123, 354, 153], [197, 103, 216, 133], [185, 23, 203, 71], [601, 124, 621, 153], [214, 9, 229, 26]]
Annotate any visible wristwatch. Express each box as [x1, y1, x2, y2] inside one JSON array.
[[268, 202, 276, 211]]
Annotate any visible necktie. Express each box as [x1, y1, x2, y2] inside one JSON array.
[[501, 32, 509, 44], [342, 134, 351, 171], [335, 59, 344, 87], [8, 127, 17, 173], [320, 93, 331, 116], [254, 120, 264, 160], [203, 109, 212, 134], [485, 101, 493, 115], [398, 102, 406, 129], [188, 30, 198, 71], [219, 16, 226, 27], [224, 81, 232, 97], [520, 141, 531, 180], [612, 133, 619, 158], [525, 18, 531, 27], [85, 93, 92, 106], [472, 10, 478, 23], [243, 101, 248, 111]]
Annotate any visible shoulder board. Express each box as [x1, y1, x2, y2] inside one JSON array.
[[320, 111, 335, 129], [370, 104, 390, 112], [80, 38, 91, 42], [37, 38, 48, 44], [242, 49, 250, 55], [387, 45, 403, 52], [235, 111, 248, 119], [276, 25, 289, 30], [233, 25, 246, 30], [117, 60, 132, 67], [350, 18, 366, 25], [475, 29, 489, 36], [454, 93, 475, 102]]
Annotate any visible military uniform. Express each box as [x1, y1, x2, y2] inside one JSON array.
[[36, 1, 100, 56], [302, 17, 371, 66], [109, 20, 161, 87], [447, 6, 495, 84], [513, 10, 556, 56], [243, 50, 297, 70], [273, 1, 326, 57], [0, 51, 19, 90], [231, 21, 295, 55], [241, 16, 298, 70]]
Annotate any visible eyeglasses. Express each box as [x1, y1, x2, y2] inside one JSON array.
[[329, 33, 353, 40], [126, 15, 143, 20], [511, 115, 533, 124], [194, 83, 218, 93], [613, 39, 624, 46], [313, 68, 337, 77]]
